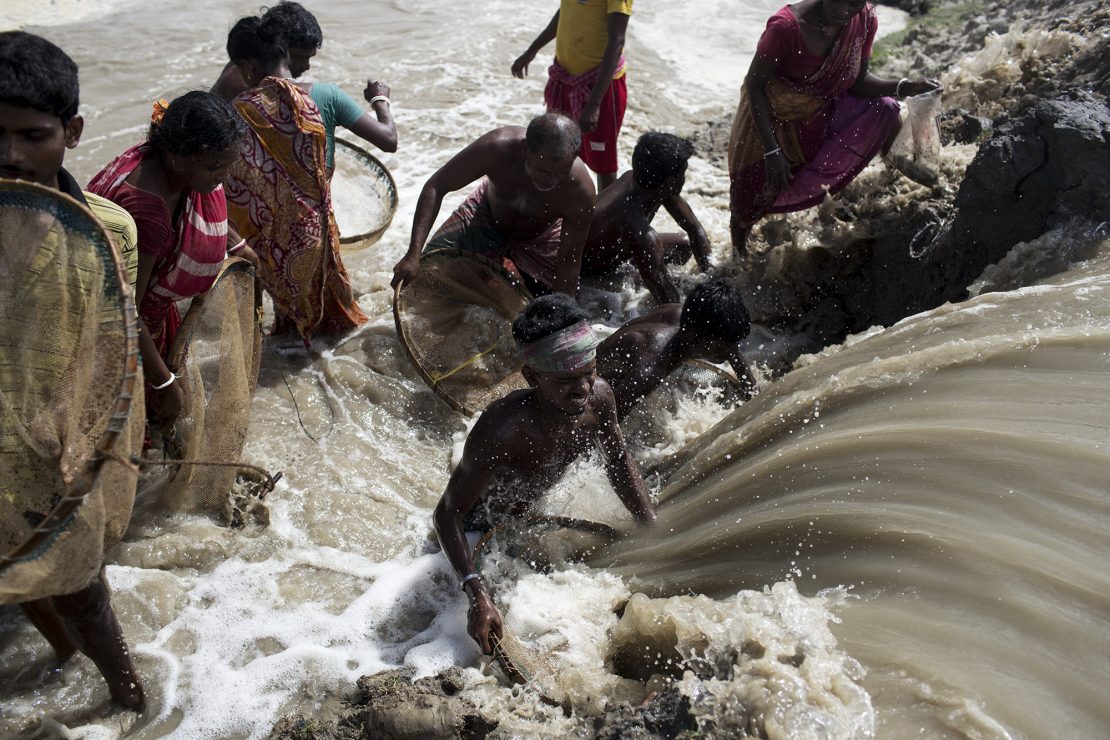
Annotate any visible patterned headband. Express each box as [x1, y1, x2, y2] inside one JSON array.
[[520, 319, 598, 374]]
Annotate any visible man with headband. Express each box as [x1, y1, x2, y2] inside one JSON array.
[[391, 112, 595, 297], [433, 294, 656, 655]]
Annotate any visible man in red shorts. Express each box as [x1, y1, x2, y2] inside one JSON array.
[[512, 0, 632, 191]]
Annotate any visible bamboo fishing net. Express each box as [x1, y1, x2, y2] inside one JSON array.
[[332, 138, 398, 252], [154, 258, 262, 513], [472, 516, 620, 702], [394, 248, 533, 416], [0, 181, 142, 603]]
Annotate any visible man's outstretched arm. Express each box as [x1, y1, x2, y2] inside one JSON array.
[[580, 12, 629, 133], [432, 423, 504, 654], [631, 230, 681, 304], [392, 131, 503, 287], [663, 194, 712, 272], [512, 11, 560, 78], [594, 380, 656, 525]]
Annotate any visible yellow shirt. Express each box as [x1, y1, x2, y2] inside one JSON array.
[[84, 190, 139, 289], [554, 0, 633, 77]]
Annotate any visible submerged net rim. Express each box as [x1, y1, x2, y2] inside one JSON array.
[[392, 247, 533, 417], [334, 137, 398, 250], [0, 180, 141, 572]]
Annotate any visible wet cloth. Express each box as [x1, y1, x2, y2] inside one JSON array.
[[727, 4, 900, 225], [87, 144, 227, 355], [425, 179, 562, 290], [225, 76, 368, 342], [544, 59, 628, 174], [308, 82, 365, 170], [520, 319, 598, 374]]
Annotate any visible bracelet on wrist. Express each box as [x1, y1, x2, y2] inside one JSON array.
[[227, 238, 247, 256], [369, 95, 390, 108], [151, 372, 177, 391], [896, 78, 909, 98], [461, 573, 481, 592], [763, 146, 783, 159]]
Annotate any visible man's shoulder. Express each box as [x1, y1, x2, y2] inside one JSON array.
[[472, 389, 538, 443]]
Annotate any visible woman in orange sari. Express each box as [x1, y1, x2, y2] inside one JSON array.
[[729, 0, 940, 254], [222, 17, 367, 343]]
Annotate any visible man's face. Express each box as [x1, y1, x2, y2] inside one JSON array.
[[287, 46, 317, 78], [663, 165, 687, 198], [528, 360, 597, 416], [523, 147, 576, 192], [184, 147, 238, 193], [0, 102, 82, 187]]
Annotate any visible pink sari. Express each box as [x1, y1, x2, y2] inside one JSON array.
[[728, 4, 900, 225]]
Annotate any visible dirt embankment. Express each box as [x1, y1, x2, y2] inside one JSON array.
[[702, 0, 1110, 373]]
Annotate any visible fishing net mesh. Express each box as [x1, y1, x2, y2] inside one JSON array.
[[156, 259, 261, 513], [0, 181, 142, 603], [394, 248, 532, 416], [332, 138, 398, 252]]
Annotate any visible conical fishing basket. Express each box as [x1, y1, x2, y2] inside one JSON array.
[[394, 248, 532, 416], [157, 258, 262, 513], [0, 181, 141, 599], [332, 137, 398, 252], [472, 515, 620, 702]]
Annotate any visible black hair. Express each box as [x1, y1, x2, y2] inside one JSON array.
[[260, 1, 323, 50], [147, 91, 247, 158], [679, 277, 751, 342], [512, 293, 589, 345], [227, 15, 287, 72], [632, 132, 694, 190], [0, 31, 79, 122], [525, 112, 582, 160]]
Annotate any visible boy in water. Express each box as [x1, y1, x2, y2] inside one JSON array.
[[581, 132, 712, 304], [0, 30, 144, 711], [598, 277, 757, 418], [433, 294, 656, 654]]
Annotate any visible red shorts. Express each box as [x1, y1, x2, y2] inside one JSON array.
[[578, 74, 627, 174]]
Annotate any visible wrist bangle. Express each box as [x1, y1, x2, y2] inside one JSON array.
[[227, 238, 247, 256], [460, 573, 481, 592], [896, 78, 909, 98], [763, 146, 782, 159], [369, 95, 390, 107], [151, 373, 176, 390]]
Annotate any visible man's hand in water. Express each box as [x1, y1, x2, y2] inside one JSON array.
[[468, 590, 503, 655], [391, 254, 421, 288]]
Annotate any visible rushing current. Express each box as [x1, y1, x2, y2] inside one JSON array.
[[3, 1, 1108, 738]]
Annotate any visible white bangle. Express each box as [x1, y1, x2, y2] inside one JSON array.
[[369, 95, 390, 108], [151, 373, 176, 390], [460, 573, 481, 592], [896, 78, 909, 98], [227, 238, 247, 256], [763, 146, 782, 159]]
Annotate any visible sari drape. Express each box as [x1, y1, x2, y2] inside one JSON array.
[[225, 77, 367, 343], [728, 4, 900, 226]]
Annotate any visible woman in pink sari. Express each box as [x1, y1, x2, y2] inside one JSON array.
[[729, 0, 940, 254], [88, 91, 251, 434]]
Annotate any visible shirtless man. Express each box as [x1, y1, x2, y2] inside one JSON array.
[[391, 112, 595, 297], [0, 30, 144, 711], [581, 132, 711, 304], [597, 277, 757, 417], [433, 294, 655, 654]]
